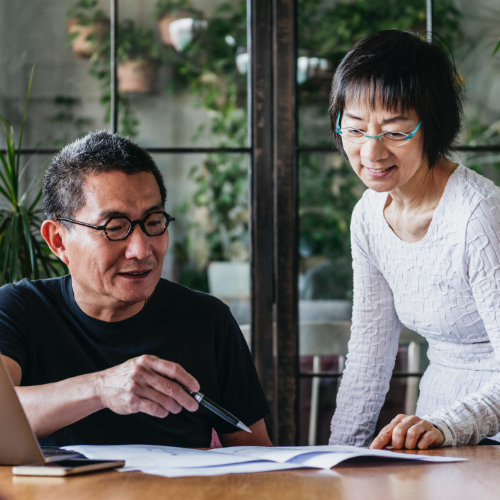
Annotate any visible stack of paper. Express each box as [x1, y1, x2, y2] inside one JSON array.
[[64, 444, 465, 477]]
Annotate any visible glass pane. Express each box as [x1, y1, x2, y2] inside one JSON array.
[[0, 2, 109, 149], [455, 149, 500, 183], [299, 152, 364, 306], [296, 0, 467, 148], [115, 0, 249, 148], [454, 0, 500, 147], [154, 153, 250, 328]]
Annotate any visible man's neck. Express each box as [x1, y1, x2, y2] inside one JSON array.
[[71, 281, 146, 323]]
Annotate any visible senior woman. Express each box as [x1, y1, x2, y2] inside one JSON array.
[[328, 29, 500, 450]]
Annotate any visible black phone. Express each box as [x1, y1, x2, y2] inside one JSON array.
[[12, 458, 125, 476]]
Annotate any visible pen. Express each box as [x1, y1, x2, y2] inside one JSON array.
[[181, 386, 252, 433]]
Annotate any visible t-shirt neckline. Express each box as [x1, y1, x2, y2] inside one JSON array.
[[380, 164, 463, 248], [62, 275, 166, 334]]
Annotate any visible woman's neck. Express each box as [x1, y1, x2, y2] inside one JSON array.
[[384, 159, 458, 243]]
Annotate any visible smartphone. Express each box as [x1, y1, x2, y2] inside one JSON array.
[[12, 458, 125, 476]]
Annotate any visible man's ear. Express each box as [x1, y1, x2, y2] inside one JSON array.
[[41, 220, 70, 265]]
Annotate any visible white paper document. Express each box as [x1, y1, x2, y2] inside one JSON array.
[[64, 444, 466, 478]]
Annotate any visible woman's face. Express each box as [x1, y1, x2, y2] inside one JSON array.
[[339, 96, 426, 193]]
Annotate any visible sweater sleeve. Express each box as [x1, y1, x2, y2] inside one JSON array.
[[424, 197, 500, 446], [329, 205, 402, 446]]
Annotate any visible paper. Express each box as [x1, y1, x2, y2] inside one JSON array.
[[63, 444, 466, 478], [209, 445, 467, 469]]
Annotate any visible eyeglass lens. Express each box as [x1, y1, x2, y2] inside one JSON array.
[[340, 131, 410, 144], [105, 212, 167, 240]]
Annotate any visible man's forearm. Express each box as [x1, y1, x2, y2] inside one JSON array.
[[16, 372, 104, 439]]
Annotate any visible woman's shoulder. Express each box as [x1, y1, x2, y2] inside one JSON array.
[[452, 165, 500, 205], [351, 188, 385, 227]]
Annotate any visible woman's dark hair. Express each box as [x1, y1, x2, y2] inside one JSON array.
[[43, 130, 167, 223], [329, 30, 464, 169]]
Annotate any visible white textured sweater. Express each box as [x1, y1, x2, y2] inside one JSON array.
[[329, 165, 500, 447]]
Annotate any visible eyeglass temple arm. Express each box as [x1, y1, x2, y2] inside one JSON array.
[[407, 121, 422, 138], [58, 218, 106, 230]]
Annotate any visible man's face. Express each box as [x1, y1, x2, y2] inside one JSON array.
[[62, 171, 169, 309]]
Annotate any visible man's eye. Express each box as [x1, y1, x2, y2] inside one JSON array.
[[106, 220, 129, 232], [146, 220, 162, 227]]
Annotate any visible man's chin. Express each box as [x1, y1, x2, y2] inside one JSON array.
[[113, 275, 159, 304]]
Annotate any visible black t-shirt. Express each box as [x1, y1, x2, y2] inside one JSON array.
[[0, 276, 269, 448]]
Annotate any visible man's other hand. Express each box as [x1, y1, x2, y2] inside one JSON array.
[[370, 414, 445, 450], [96, 355, 200, 418]]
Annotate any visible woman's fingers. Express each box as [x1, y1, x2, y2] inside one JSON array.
[[416, 426, 445, 450], [370, 414, 407, 449], [371, 414, 445, 450]]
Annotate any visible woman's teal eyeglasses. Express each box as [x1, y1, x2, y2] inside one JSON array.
[[336, 113, 422, 146]]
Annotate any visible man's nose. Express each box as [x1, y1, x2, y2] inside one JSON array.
[[123, 225, 153, 260], [360, 137, 390, 163]]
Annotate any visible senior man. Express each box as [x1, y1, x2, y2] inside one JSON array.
[[0, 131, 271, 448]]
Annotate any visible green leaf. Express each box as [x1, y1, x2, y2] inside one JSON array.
[[20, 205, 36, 278], [17, 66, 35, 180], [10, 214, 19, 283], [494, 39, 500, 56]]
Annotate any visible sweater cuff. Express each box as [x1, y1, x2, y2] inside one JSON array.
[[424, 416, 454, 447]]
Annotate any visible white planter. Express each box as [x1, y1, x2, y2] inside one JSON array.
[[208, 262, 250, 301]]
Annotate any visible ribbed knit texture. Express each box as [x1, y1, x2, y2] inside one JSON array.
[[329, 165, 500, 447]]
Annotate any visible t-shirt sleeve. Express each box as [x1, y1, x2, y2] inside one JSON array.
[[213, 307, 270, 435], [0, 281, 32, 373], [424, 197, 500, 446], [329, 204, 402, 446]]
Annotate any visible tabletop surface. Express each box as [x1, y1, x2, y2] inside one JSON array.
[[0, 445, 499, 500]]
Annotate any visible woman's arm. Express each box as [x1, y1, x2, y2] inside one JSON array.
[[329, 208, 402, 446], [420, 198, 500, 446]]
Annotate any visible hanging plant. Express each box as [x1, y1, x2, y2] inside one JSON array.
[[115, 20, 162, 94], [67, 0, 109, 58], [154, 0, 203, 47]]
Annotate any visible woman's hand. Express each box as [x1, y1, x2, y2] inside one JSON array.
[[370, 414, 445, 450]]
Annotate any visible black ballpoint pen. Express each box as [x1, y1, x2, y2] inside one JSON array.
[[181, 386, 252, 433]]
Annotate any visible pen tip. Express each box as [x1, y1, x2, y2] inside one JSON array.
[[237, 422, 252, 433]]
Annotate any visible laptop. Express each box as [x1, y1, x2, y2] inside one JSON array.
[[0, 354, 123, 473]]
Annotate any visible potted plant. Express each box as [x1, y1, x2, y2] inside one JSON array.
[[154, 0, 202, 47], [116, 20, 162, 94], [67, 0, 109, 59], [0, 68, 67, 284]]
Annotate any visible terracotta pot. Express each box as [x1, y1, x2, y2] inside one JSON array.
[[67, 18, 109, 58], [157, 10, 194, 46], [117, 60, 156, 94]]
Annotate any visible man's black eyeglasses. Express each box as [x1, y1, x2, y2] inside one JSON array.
[[57, 211, 175, 241]]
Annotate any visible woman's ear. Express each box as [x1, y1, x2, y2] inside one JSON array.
[[41, 220, 70, 265]]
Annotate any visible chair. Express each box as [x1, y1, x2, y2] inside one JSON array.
[[239, 322, 428, 446]]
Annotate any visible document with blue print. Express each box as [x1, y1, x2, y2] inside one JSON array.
[[63, 444, 466, 477]]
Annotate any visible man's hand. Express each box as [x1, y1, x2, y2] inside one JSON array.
[[370, 414, 445, 450], [95, 355, 200, 418]]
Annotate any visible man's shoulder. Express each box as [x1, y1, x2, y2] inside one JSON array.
[[0, 276, 69, 310], [159, 279, 230, 316]]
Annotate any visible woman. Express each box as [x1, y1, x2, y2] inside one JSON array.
[[328, 29, 500, 449]]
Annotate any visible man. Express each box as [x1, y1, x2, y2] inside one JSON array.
[[0, 131, 272, 448]]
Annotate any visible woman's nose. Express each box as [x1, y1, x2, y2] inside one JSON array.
[[360, 138, 390, 163]]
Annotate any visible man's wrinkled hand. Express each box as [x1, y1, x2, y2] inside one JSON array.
[[370, 414, 445, 450], [95, 355, 200, 418]]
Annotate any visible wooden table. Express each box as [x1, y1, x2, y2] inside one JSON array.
[[0, 446, 498, 500]]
